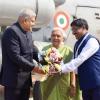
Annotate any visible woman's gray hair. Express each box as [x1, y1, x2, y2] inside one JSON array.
[[51, 27, 67, 41], [18, 8, 36, 20]]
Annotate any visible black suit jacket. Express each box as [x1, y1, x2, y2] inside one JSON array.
[[0, 22, 38, 89]]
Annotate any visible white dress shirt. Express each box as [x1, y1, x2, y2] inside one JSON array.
[[61, 36, 100, 73]]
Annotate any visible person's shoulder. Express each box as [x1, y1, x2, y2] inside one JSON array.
[[4, 26, 12, 32], [88, 37, 100, 46], [62, 45, 73, 52], [42, 44, 52, 51], [88, 34, 99, 44], [3, 26, 14, 37], [3, 24, 19, 40], [4, 23, 17, 34]]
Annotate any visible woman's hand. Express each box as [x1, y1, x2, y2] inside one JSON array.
[[69, 83, 76, 97], [69, 72, 76, 97]]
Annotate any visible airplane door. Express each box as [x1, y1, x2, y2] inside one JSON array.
[[76, 6, 100, 40]]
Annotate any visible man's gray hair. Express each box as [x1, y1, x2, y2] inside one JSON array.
[[52, 27, 67, 41], [18, 8, 36, 19]]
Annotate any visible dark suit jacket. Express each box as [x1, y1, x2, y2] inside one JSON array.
[[0, 22, 38, 89]]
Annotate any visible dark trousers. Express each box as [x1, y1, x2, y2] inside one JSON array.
[[33, 81, 42, 100], [82, 86, 100, 100], [4, 86, 30, 100]]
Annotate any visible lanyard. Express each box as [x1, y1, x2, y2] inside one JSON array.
[[75, 33, 89, 58]]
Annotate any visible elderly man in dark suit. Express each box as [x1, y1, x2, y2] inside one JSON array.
[[0, 8, 44, 100]]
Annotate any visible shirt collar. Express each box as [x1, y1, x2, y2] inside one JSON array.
[[78, 32, 88, 43], [14, 22, 27, 34]]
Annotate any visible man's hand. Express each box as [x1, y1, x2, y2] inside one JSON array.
[[33, 67, 45, 75]]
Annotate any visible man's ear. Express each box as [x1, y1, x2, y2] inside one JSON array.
[[22, 18, 28, 26], [23, 18, 27, 23]]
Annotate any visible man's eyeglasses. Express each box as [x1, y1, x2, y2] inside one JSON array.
[[71, 26, 81, 32]]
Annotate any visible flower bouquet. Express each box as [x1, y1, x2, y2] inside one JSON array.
[[32, 47, 63, 82], [40, 47, 63, 73]]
